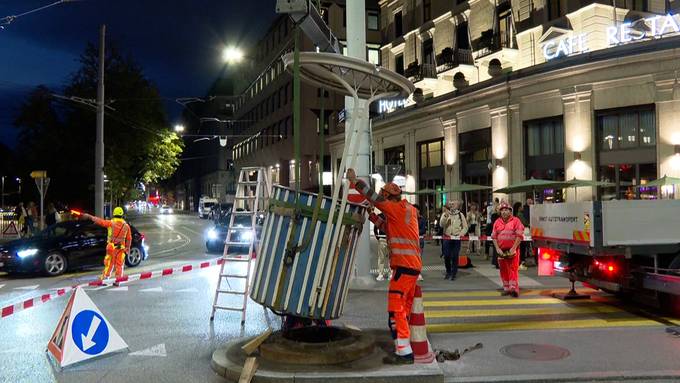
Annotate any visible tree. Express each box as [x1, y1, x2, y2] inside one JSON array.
[[14, 42, 184, 208]]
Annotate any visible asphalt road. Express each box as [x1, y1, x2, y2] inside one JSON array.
[[2, 212, 680, 382]]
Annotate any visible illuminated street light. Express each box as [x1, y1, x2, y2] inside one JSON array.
[[222, 46, 244, 64], [174, 124, 185, 133]]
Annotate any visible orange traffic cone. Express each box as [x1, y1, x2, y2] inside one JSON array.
[[409, 284, 435, 363]]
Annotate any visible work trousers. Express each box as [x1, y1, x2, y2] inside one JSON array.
[[442, 239, 461, 277], [498, 249, 520, 293], [101, 245, 126, 280], [376, 238, 390, 278], [387, 267, 419, 356]]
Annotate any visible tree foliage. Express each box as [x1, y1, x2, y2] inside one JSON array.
[[13, 42, 183, 208]]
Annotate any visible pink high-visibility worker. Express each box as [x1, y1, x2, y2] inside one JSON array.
[[491, 201, 524, 297]]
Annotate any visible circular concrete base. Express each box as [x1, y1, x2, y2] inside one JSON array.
[[259, 327, 374, 365], [211, 328, 444, 383]]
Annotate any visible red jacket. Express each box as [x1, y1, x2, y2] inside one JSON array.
[[491, 216, 524, 250]]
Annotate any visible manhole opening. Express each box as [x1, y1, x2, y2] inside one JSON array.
[[500, 343, 570, 361], [282, 326, 352, 343]]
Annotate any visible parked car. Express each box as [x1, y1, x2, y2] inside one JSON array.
[[0, 220, 148, 276], [205, 213, 259, 254], [159, 205, 173, 214]]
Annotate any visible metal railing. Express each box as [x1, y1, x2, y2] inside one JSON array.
[[436, 49, 474, 73], [406, 63, 438, 82]]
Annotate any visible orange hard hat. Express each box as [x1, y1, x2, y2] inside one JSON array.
[[381, 182, 402, 197]]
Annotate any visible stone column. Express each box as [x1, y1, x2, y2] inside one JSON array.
[[491, 106, 511, 202], [443, 118, 460, 201], [655, 74, 680, 199], [562, 86, 594, 202]]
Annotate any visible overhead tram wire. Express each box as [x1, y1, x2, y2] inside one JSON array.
[[1, 0, 74, 29]]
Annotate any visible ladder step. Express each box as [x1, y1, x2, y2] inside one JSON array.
[[220, 274, 248, 278], [240, 167, 262, 171], [232, 210, 255, 215], [239, 181, 259, 185], [214, 305, 245, 312], [216, 289, 247, 295], [235, 196, 257, 200], [222, 257, 251, 262], [229, 226, 253, 230], [225, 241, 252, 246]]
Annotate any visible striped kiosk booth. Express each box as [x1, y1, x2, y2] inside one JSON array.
[[250, 185, 366, 319]]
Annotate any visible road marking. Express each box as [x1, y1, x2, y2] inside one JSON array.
[[175, 287, 198, 293], [84, 286, 108, 291], [108, 286, 128, 292], [423, 297, 598, 307], [425, 305, 622, 318], [427, 317, 680, 333], [179, 226, 202, 236], [423, 289, 599, 299], [139, 287, 163, 292], [474, 264, 543, 286], [129, 343, 166, 357], [13, 285, 39, 290]]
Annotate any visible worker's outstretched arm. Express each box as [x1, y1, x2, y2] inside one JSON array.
[[346, 168, 387, 209], [82, 214, 111, 228]]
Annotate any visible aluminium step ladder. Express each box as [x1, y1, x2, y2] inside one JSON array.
[[210, 167, 270, 324]]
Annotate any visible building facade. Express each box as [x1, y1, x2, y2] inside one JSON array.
[[329, 0, 680, 220], [232, 1, 382, 191]]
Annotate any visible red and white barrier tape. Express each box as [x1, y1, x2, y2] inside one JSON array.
[[376, 235, 532, 241], [1, 257, 227, 319]]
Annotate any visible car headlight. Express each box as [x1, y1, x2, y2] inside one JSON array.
[[240, 230, 253, 242], [207, 229, 218, 240], [17, 248, 38, 258], [168, 208, 173, 213]]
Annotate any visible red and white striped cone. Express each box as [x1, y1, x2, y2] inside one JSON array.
[[409, 284, 435, 363]]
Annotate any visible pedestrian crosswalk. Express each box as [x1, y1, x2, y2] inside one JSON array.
[[423, 289, 680, 333]]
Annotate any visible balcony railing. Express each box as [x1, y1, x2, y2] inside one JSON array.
[[405, 62, 438, 82], [436, 48, 474, 73]]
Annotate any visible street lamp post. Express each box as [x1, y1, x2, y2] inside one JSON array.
[[1, 176, 4, 209]]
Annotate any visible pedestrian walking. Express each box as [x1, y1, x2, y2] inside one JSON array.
[[439, 200, 468, 281], [413, 204, 427, 281], [348, 168, 421, 365], [15, 202, 28, 237], [82, 207, 132, 281], [373, 210, 390, 281], [26, 201, 37, 236], [45, 203, 59, 227], [466, 202, 481, 255], [491, 201, 525, 297]]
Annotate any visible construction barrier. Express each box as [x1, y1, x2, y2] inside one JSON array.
[[0, 212, 22, 239], [377, 234, 532, 242], [1, 257, 226, 319], [409, 284, 435, 363]]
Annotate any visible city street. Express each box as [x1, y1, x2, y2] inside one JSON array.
[[2, 213, 680, 382]]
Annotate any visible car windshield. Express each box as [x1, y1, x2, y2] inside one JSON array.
[[204, 202, 215, 208], [217, 215, 251, 227], [37, 223, 70, 238]]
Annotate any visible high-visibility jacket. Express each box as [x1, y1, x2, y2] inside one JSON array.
[[92, 217, 132, 252], [353, 180, 421, 272], [491, 216, 524, 250]]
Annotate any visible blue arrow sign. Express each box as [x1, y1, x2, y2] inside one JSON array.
[[71, 310, 109, 355]]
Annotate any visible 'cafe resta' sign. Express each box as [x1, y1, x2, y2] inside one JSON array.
[[543, 13, 680, 61]]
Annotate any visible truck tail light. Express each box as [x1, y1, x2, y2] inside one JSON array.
[[607, 264, 615, 273], [537, 248, 556, 276]]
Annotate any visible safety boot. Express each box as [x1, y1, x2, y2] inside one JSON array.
[[383, 353, 414, 365]]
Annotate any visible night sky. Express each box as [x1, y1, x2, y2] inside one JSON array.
[[0, 0, 278, 147]]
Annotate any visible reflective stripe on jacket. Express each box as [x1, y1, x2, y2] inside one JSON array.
[[491, 216, 524, 250], [92, 217, 132, 251]]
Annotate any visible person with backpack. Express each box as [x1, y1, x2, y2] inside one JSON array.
[[439, 200, 468, 281]]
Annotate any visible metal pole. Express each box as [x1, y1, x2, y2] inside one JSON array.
[[95, 24, 106, 216], [39, 179, 44, 230], [346, 0, 373, 288], [293, 27, 301, 197], [1, 176, 4, 209]]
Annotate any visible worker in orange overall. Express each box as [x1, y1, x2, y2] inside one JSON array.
[[347, 168, 421, 365], [83, 207, 131, 281], [491, 201, 525, 297]]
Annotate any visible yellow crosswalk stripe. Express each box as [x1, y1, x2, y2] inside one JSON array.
[[423, 289, 595, 299], [425, 305, 622, 318], [427, 317, 680, 333], [423, 297, 599, 307]]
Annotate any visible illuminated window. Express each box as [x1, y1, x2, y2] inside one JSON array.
[[597, 107, 656, 151], [368, 10, 379, 31], [418, 139, 444, 169]]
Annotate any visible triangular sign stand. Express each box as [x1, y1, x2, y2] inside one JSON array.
[[47, 287, 128, 368]]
